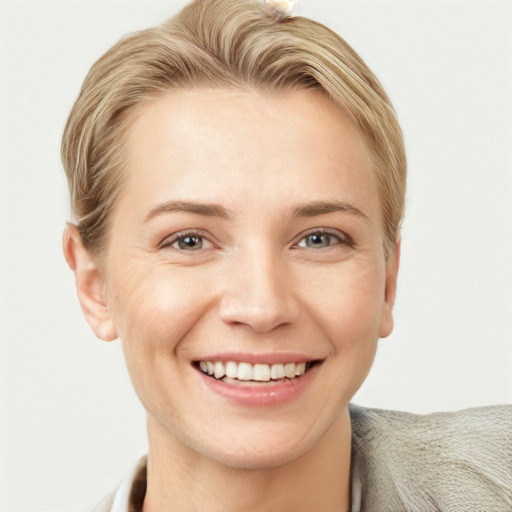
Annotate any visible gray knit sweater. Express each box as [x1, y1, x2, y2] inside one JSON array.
[[93, 404, 512, 512], [349, 404, 512, 511]]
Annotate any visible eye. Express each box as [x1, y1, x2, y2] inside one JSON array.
[[175, 235, 204, 250], [159, 231, 214, 251], [295, 230, 351, 249]]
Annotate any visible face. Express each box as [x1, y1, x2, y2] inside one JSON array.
[[85, 89, 398, 469]]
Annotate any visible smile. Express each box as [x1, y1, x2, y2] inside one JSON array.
[[197, 360, 319, 384], [194, 356, 323, 406]]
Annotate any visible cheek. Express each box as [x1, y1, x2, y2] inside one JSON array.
[[305, 259, 386, 348], [106, 264, 212, 369], [106, 266, 216, 420]]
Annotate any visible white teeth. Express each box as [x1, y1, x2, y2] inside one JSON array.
[[270, 363, 285, 379], [237, 362, 253, 381], [284, 363, 296, 378], [253, 364, 271, 382], [214, 361, 225, 379], [225, 361, 238, 379], [198, 360, 314, 382]]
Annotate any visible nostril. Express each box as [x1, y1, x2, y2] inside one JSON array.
[[219, 299, 300, 333]]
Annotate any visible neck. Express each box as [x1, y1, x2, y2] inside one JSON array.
[[142, 409, 352, 512]]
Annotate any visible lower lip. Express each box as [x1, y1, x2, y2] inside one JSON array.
[[197, 364, 321, 407]]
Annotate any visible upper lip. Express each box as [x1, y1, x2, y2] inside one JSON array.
[[193, 352, 324, 365]]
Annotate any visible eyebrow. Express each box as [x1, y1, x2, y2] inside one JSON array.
[[144, 201, 233, 222], [144, 199, 370, 223], [292, 200, 370, 222]]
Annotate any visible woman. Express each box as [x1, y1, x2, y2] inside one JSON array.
[[61, 0, 511, 510]]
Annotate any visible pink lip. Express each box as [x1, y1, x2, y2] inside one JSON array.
[[196, 361, 322, 407], [194, 352, 321, 365]]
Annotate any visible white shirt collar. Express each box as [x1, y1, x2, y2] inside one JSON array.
[[110, 456, 147, 512]]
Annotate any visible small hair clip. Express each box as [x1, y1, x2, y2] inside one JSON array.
[[262, 0, 295, 20]]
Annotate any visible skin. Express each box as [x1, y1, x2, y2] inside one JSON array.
[[64, 88, 400, 511]]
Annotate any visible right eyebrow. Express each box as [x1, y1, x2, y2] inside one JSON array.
[[144, 201, 233, 223]]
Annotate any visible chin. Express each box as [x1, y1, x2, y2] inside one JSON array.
[[190, 420, 323, 471], [207, 441, 311, 471]]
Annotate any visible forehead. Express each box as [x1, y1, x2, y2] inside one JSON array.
[[118, 88, 379, 221]]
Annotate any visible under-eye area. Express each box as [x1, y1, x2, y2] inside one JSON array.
[[194, 360, 323, 385]]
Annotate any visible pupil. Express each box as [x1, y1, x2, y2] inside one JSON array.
[[308, 233, 329, 248], [179, 236, 202, 250]]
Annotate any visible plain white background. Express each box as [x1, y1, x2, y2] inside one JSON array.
[[0, 1, 510, 510]]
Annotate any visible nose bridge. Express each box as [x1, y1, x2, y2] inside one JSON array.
[[219, 242, 299, 332]]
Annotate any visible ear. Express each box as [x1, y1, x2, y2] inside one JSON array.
[[379, 238, 401, 338], [62, 224, 117, 342]]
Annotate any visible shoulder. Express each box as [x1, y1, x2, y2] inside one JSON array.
[[349, 404, 512, 512]]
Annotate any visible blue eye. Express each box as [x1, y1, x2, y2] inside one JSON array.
[[296, 230, 349, 249]]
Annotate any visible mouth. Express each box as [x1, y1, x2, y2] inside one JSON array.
[[194, 359, 322, 386]]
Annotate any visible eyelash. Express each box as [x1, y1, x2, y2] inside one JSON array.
[[158, 230, 214, 251], [293, 228, 353, 250], [159, 228, 353, 252]]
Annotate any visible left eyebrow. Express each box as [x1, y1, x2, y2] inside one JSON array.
[[292, 200, 371, 223]]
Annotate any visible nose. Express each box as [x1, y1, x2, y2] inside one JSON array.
[[219, 247, 300, 333]]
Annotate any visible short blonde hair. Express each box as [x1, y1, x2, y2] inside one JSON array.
[[62, 0, 406, 255]]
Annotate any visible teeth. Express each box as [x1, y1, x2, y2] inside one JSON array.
[[270, 363, 285, 379], [237, 362, 253, 381], [253, 364, 271, 382], [214, 361, 225, 379], [225, 361, 238, 379], [285, 363, 296, 378], [198, 360, 314, 382]]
